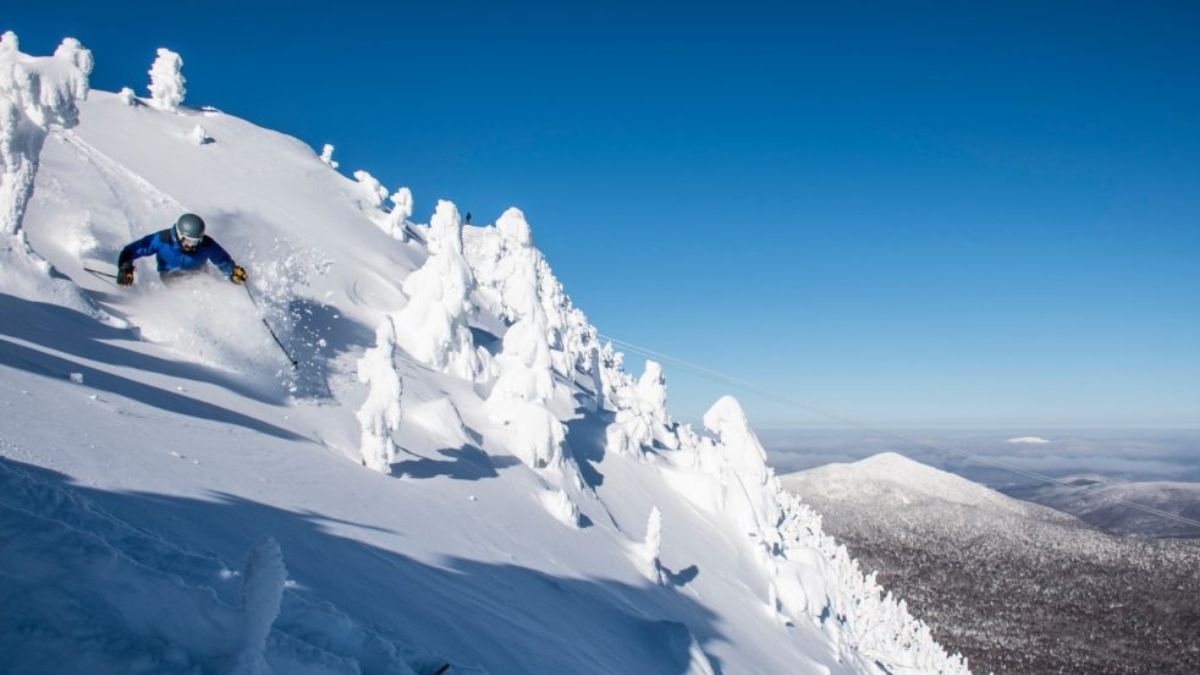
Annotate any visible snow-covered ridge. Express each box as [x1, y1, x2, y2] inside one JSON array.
[[787, 451, 1072, 521], [3, 34, 968, 674], [1007, 476, 1200, 538]]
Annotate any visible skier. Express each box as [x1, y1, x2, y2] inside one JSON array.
[[117, 213, 247, 286]]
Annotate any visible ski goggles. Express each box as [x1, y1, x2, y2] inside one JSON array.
[[177, 231, 203, 248]]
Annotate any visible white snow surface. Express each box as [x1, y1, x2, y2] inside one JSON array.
[[0, 37, 970, 675]]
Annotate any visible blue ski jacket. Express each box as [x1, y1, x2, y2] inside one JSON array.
[[118, 228, 237, 278]]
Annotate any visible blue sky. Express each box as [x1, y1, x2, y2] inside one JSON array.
[[10, 1, 1199, 427]]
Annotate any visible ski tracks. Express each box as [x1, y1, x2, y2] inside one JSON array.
[[57, 130, 184, 238]]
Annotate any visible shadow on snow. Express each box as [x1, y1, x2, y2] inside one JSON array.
[[0, 292, 287, 404], [0, 455, 724, 675], [391, 445, 522, 482], [0, 338, 304, 442], [564, 401, 613, 490]]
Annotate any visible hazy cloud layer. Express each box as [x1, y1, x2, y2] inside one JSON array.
[[760, 428, 1200, 488]]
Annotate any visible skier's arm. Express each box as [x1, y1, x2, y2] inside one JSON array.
[[116, 232, 161, 285], [204, 238, 237, 277], [204, 238, 246, 283], [117, 232, 162, 268]]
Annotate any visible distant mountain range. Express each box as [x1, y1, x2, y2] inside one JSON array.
[[1003, 476, 1200, 539], [783, 453, 1200, 675]]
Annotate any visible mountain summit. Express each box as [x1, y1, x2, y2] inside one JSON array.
[[791, 451, 1074, 522]]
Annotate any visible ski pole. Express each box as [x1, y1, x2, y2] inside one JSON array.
[[83, 266, 118, 279], [243, 284, 299, 369]]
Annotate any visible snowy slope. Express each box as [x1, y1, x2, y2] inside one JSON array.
[[1, 36, 968, 675]]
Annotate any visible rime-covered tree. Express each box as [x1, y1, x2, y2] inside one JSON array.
[[147, 48, 185, 111], [1, 32, 92, 237], [319, 143, 338, 168], [352, 170, 387, 210], [356, 317, 403, 472], [378, 186, 412, 240], [393, 200, 481, 381]]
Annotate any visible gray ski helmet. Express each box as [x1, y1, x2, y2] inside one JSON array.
[[176, 213, 205, 241]]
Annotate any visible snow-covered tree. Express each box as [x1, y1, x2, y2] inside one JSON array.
[[231, 537, 287, 675], [52, 38, 93, 81], [538, 487, 582, 528], [637, 360, 668, 414], [189, 124, 212, 145], [485, 314, 565, 468], [489, 316, 555, 405], [699, 395, 768, 486], [392, 200, 481, 381], [319, 143, 338, 168], [356, 317, 403, 473], [474, 211, 538, 309], [642, 506, 664, 582], [352, 170, 388, 210], [485, 211, 554, 398], [464, 206, 608, 425], [147, 48, 185, 112], [464, 207, 570, 468], [1, 32, 92, 237], [0, 33, 95, 311], [377, 186, 412, 241], [605, 360, 679, 457], [118, 86, 137, 106]]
